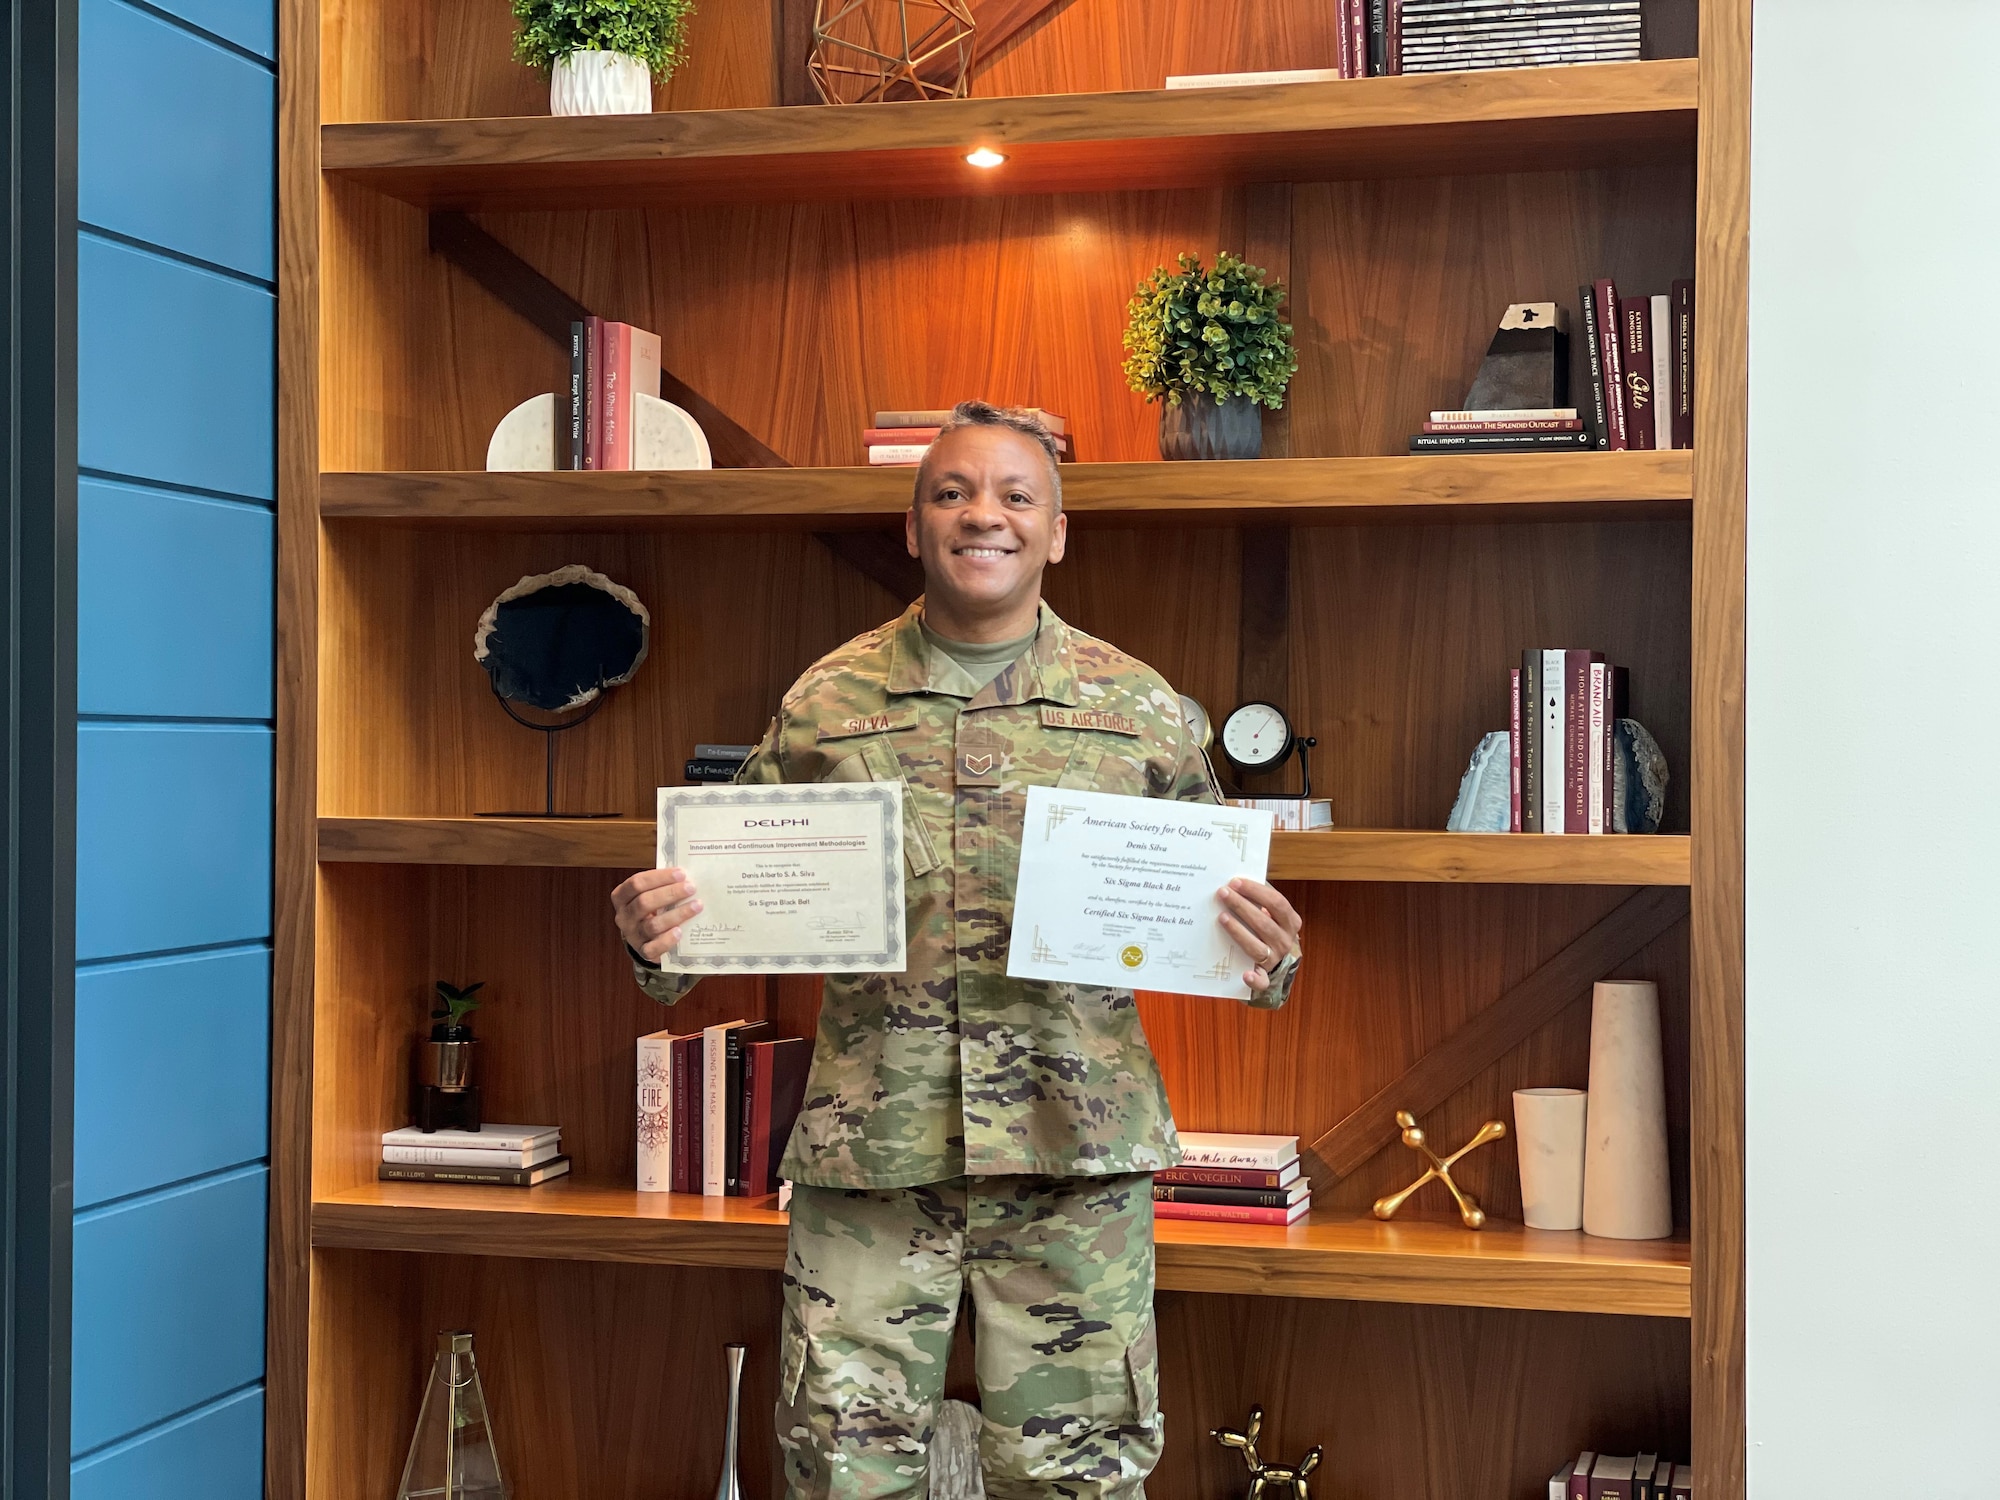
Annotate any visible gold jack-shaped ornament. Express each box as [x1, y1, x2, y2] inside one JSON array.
[[1371, 1110, 1507, 1229], [1213, 1405, 1323, 1500]]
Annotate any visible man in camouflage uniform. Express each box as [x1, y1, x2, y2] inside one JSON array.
[[612, 402, 1302, 1499]]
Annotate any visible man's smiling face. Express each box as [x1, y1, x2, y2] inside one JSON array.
[[905, 423, 1067, 636]]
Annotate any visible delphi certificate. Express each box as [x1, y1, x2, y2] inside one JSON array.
[[655, 783, 906, 974], [1005, 786, 1275, 1000]]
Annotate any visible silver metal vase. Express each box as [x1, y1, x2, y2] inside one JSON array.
[[713, 1343, 746, 1500]]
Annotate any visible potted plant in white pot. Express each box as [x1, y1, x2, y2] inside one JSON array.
[[1122, 251, 1297, 461], [513, 0, 697, 117]]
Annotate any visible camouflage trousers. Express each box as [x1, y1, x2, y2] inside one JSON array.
[[777, 1174, 1162, 1500]]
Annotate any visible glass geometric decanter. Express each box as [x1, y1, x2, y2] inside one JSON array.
[[396, 1331, 510, 1500]]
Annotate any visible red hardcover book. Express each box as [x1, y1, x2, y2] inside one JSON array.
[[1619, 297, 1657, 450], [1386, 0, 1403, 73], [1348, 0, 1367, 80], [1592, 280, 1628, 450], [1564, 649, 1600, 833], [742, 1037, 811, 1197], [1336, 0, 1356, 77], [1672, 279, 1695, 449], [1153, 1199, 1309, 1226], [1590, 1455, 1636, 1500], [1569, 1453, 1596, 1500], [1153, 1161, 1301, 1190], [600, 320, 626, 471], [1509, 667, 1523, 832], [583, 315, 603, 469], [669, 1033, 702, 1193], [1588, 660, 1607, 835], [1421, 418, 1583, 433], [861, 427, 943, 445]]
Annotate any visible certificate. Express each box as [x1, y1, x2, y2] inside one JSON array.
[[1005, 786, 1274, 1000], [655, 783, 906, 974]]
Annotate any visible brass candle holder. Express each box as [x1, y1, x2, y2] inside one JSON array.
[[1371, 1110, 1507, 1229]]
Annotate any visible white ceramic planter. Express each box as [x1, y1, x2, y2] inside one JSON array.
[[1581, 979, 1675, 1239], [1513, 1087, 1587, 1231], [550, 50, 652, 116]]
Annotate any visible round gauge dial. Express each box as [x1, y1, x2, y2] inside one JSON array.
[[1178, 694, 1213, 751], [1220, 701, 1293, 771]]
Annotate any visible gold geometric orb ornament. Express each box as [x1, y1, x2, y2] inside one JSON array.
[[1371, 1109, 1507, 1229], [810, 0, 976, 104]]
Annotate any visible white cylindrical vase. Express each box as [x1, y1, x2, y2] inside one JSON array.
[[550, 51, 652, 116], [1581, 979, 1674, 1239], [1512, 1087, 1587, 1231]]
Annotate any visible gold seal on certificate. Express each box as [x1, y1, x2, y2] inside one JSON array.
[[1005, 786, 1274, 1000], [655, 783, 907, 974]]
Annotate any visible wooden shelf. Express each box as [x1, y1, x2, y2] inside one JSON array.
[[320, 452, 1694, 530], [322, 61, 1698, 211], [317, 817, 1690, 885], [312, 1182, 1690, 1317]]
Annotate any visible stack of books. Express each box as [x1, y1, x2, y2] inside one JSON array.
[[1225, 796, 1334, 832], [1154, 1132, 1309, 1225], [637, 1020, 811, 1197], [1411, 405, 1594, 454], [1578, 278, 1695, 451], [863, 407, 1073, 466], [683, 742, 754, 784], [1400, 0, 1642, 74], [1510, 649, 1627, 834], [565, 316, 662, 470], [378, 1124, 570, 1187], [1551, 1451, 1691, 1500]]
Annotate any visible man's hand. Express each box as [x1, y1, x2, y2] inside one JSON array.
[[1217, 877, 1303, 995], [612, 867, 702, 965]]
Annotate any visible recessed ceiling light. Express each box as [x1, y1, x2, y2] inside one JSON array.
[[965, 147, 1007, 169]]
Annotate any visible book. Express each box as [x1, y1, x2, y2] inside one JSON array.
[[1408, 430, 1594, 452], [868, 445, 930, 466], [1387, 0, 1404, 72], [1153, 1179, 1309, 1208], [1577, 283, 1609, 447], [583, 314, 603, 469], [1672, 279, 1695, 449], [1565, 649, 1597, 833], [1540, 648, 1564, 834], [1669, 1465, 1691, 1500], [1590, 1454, 1636, 1500], [1223, 796, 1333, 831], [1348, 0, 1367, 80], [1509, 666, 1523, 832], [567, 320, 585, 470], [1592, 280, 1628, 449], [1176, 1131, 1299, 1168], [706, 1019, 766, 1195], [861, 426, 943, 444], [1369, 0, 1388, 72], [872, 407, 1066, 435], [1551, 1461, 1577, 1500], [382, 1124, 558, 1151], [384, 1140, 561, 1168], [684, 757, 743, 783], [1337, 0, 1357, 76], [600, 321, 662, 471], [1429, 406, 1578, 424], [601, 321, 625, 473], [1519, 649, 1543, 834], [1649, 294, 1672, 451], [1620, 297, 1656, 450], [1421, 417, 1582, 433], [1570, 1453, 1597, 1500], [739, 1036, 811, 1198], [1635, 1456, 1659, 1500], [1154, 1159, 1301, 1190], [1154, 1198, 1310, 1226], [638, 1027, 694, 1193], [671, 1032, 702, 1192], [1164, 68, 1344, 88], [1587, 660, 1607, 835], [378, 1156, 572, 1187]]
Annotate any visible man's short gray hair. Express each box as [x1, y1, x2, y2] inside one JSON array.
[[914, 400, 1063, 509]]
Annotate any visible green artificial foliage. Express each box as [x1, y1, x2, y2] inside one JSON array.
[[1121, 251, 1297, 409], [432, 980, 485, 1033], [511, 0, 697, 76]]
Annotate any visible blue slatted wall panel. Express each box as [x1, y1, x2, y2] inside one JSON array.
[[73, 0, 274, 1486]]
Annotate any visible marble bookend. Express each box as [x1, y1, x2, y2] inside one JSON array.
[[484, 391, 714, 472]]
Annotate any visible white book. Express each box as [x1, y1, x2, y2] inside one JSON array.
[[702, 1020, 762, 1195], [382, 1123, 559, 1151], [867, 444, 928, 465], [1587, 662, 1607, 835], [1650, 293, 1673, 450], [637, 1027, 677, 1193], [1176, 1131, 1299, 1168], [1549, 1461, 1577, 1500], [1541, 649, 1565, 834], [1429, 407, 1578, 424], [1164, 68, 1343, 89], [383, 1139, 561, 1168]]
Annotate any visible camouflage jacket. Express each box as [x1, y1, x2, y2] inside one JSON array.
[[634, 601, 1295, 1189]]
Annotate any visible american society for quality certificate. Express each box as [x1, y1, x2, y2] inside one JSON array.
[[1005, 786, 1275, 1001], [655, 782, 907, 974]]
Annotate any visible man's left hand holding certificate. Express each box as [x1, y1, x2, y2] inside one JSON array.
[[652, 784, 907, 973]]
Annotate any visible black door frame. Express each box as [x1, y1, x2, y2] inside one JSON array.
[[2, 0, 77, 1496]]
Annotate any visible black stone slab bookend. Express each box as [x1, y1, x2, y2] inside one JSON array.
[[1461, 302, 1571, 411]]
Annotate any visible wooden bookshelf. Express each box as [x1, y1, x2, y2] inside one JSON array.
[[316, 815, 1693, 885], [320, 451, 1694, 529], [323, 60, 1698, 211], [313, 1183, 1693, 1318], [279, 3, 1748, 1497]]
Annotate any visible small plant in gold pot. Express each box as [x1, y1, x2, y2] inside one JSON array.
[[1123, 251, 1297, 461]]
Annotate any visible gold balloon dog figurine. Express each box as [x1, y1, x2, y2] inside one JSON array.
[[1213, 1406, 1323, 1500], [1371, 1109, 1507, 1229]]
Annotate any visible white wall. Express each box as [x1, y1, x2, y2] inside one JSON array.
[[1747, 1, 2000, 1488]]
